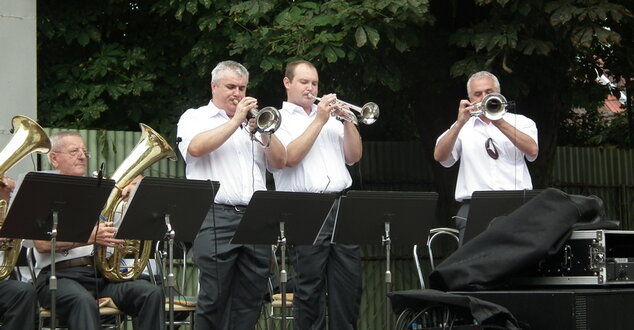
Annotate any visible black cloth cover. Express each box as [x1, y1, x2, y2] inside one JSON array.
[[388, 289, 520, 329], [429, 188, 606, 291]]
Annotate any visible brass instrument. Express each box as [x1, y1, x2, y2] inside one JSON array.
[[95, 123, 176, 281], [308, 93, 380, 125], [470, 93, 508, 120], [0, 115, 51, 280], [232, 98, 282, 134], [247, 106, 282, 134]]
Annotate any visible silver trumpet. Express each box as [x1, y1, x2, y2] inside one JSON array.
[[470, 93, 509, 120], [248, 106, 282, 134], [233, 99, 282, 134], [308, 93, 379, 125]]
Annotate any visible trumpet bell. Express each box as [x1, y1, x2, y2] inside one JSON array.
[[254, 106, 282, 134], [471, 93, 507, 120], [359, 102, 380, 125]]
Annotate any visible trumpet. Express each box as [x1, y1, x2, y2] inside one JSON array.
[[308, 93, 379, 125], [232, 99, 282, 134], [469, 93, 509, 120]]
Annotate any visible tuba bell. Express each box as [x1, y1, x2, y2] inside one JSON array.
[[95, 123, 177, 281], [0, 115, 51, 280]]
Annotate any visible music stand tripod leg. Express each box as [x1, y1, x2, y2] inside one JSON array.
[[278, 221, 288, 330], [49, 210, 60, 329], [382, 221, 392, 330], [165, 214, 176, 330]]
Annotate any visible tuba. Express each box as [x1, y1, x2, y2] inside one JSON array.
[[0, 115, 51, 280], [95, 123, 176, 281]]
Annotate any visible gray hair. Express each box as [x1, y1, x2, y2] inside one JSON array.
[[466, 71, 501, 97], [49, 131, 83, 152], [210, 60, 249, 84]]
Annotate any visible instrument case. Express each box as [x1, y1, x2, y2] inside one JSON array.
[[513, 230, 634, 286]]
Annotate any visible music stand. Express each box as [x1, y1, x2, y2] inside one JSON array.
[[333, 190, 439, 330], [232, 191, 338, 330], [0, 172, 115, 327], [115, 177, 217, 330], [463, 189, 541, 244]]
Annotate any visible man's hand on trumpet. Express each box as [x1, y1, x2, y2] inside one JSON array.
[[232, 96, 258, 132], [315, 93, 337, 124], [457, 99, 474, 125]]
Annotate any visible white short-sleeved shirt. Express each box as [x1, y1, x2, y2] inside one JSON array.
[[23, 239, 94, 277], [177, 100, 268, 206], [436, 113, 538, 202], [14, 170, 94, 275], [271, 102, 352, 193]]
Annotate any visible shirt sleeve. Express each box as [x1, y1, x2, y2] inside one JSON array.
[[176, 109, 211, 164], [516, 115, 538, 162], [435, 124, 460, 168]]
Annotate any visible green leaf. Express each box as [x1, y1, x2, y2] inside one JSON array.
[[260, 58, 273, 71], [365, 26, 380, 48], [186, 0, 198, 15], [298, 2, 319, 10], [355, 26, 368, 47], [77, 32, 90, 47], [199, 0, 212, 9], [394, 39, 408, 53], [313, 15, 335, 27], [323, 45, 338, 63]]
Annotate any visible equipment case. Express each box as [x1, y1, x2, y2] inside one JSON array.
[[513, 230, 634, 286]]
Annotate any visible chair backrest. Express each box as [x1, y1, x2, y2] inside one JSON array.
[[463, 190, 541, 244], [24, 247, 38, 285]]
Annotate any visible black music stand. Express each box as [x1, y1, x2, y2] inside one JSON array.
[[463, 189, 541, 244], [115, 177, 217, 330], [232, 191, 338, 330], [0, 172, 115, 327], [333, 190, 439, 330]]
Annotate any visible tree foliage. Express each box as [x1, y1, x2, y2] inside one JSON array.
[[38, 0, 634, 219]]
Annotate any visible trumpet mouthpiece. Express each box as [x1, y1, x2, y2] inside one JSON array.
[[232, 99, 240, 105]]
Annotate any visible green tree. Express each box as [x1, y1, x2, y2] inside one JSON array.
[[38, 0, 634, 220]]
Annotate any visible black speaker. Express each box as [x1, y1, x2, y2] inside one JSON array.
[[453, 288, 634, 330]]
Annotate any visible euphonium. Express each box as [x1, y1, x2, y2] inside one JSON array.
[[95, 123, 176, 281], [0, 115, 51, 280]]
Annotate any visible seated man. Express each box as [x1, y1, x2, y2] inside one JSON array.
[[0, 177, 37, 329], [28, 131, 164, 330]]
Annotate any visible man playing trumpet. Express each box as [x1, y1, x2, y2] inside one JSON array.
[[271, 60, 364, 330], [434, 71, 539, 243], [176, 60, 286, 329]]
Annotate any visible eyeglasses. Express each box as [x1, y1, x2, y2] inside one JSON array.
[[485, 137, 499, 159], [55, 148, 91, 159]]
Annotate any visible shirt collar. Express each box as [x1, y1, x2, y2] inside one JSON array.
[[282, 101, 316, 116], [205, 100, 230, 119]]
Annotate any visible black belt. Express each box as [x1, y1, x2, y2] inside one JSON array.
[[44, 256, 94, 271], [335, 189, 350, 197], [214, 204, 247, 212]]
